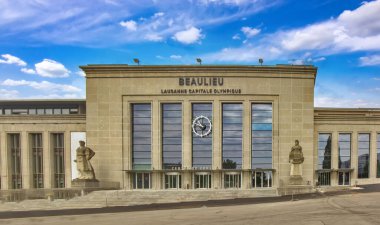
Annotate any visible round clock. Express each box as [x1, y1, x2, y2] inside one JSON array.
[[192, 115, 212, 138]]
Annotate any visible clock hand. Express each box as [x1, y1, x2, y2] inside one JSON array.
[[196, 121, 204, 128]]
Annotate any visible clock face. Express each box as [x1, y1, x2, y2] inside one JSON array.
[[192, 115, 212, 138]]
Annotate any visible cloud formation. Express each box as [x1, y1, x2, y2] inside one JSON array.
[[172, 27, 203, 44], [0, 0, 278, 46], [241, 27, 260, 38], [359, 54, 380, 66], [20, 59, 70, 78], [0, 89, 19, 99], [0, 54, 26, 66], [205, 1, 380, 62], [1, 79, 80, 92]]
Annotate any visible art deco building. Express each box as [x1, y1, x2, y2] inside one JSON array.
[[0, 65, 379, 196]]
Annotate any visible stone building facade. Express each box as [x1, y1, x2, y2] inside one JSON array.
[[0, 65, 379, 194]]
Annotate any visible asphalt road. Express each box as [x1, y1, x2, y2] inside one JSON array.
[[0, 184, 379, 225]]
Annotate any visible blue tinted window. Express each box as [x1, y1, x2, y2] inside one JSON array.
[[132, 104, 151, 170], [252, 103, 272, 169], [358, 133, 370, 178], [222, 103, 242, 169], [318, 134, 332, 169], [192, 103, 212, 169], [162, 103, 182, 169]]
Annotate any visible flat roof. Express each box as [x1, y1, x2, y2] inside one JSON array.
[[80, 64, 318, 75]]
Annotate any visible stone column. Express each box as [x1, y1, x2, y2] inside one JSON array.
[[331, 131, 339, 186], [212, 100, 221, 189], [21, 132, 31, 189], [351, 132, 358, 185], [182, 100, 192, 189], [0, 132, 9, 190], [370, 131, 377, 180], [151, 100, 161, 189], [242, 100, 252, 189], [43, 131, 52, 188], [64, 131, 72, 188]]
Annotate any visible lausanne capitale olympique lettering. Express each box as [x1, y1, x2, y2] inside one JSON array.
[[161, 88, 241, 94], [161, 77, 241, 94]]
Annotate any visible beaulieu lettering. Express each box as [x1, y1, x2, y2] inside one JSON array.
[[179, 77, 224, 86]]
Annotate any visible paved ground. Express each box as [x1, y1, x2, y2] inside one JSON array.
[[0, 186, 380, 225]]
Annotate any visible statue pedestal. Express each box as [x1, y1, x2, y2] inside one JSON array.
[[72, 179, 100, 188], [289, 175, 303, 185]]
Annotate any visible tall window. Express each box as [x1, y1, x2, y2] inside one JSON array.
[[338, 134, 351, 169], [8, 134, 22, 189], [377, 134, 380, 178], [132, 104, 152, 170], [132, 172, 150, 189], [252, 171, 272, 188], [52, 133, 65, 188], [31, 133, 43, 188], [251, 103, 272, 169], [358, 133, 370, 179], [222, 103, 242, 169], [164, 173, 181, 189], [192, 103, 212, 169], [162, 103, 182, 169], [318, 134, 331, 169]]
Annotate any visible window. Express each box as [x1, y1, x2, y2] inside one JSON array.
[[45, 109, 53, 115], [62, 108, 70, 114], [222, 103, 242, 169], [318, 134, 332, 169], [338, 172, 350, 185], [358, 133, 370, 179], [252, 103, 272, 169], [164, 173, 181, 189], [318, 172, 331, 186], [252, 171, 272, 188], [192, 103, 212, 169], [31, 133, 43, 188], [132, 104, 152, 170], [132, 172, 150, 189], [37, 109, 44, 114], [52, 133, 65, 188], [29, 108, 36, 115], [194, 173, 211, 189], [338, 134, 351, 169], [8, 134, 22, 189], [53, 108, 61, 114], [162, 103, 182, 170], [377, 134, 380, 178], [224, 172, 241, 189]]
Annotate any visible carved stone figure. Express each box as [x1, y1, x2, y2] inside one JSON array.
[[74, 141, 96, 180], [289, 140, 304, 177]]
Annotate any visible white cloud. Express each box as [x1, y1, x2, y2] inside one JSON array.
[[1, 79, 81, 92], [0, 0, 278, 46], [205, 1, 380, 63], [0, 54, 27, 66], [172, 27, 203, 44], [76, 70, 86, 77], [241, 27, 260, 38], [359, 54, 380, 66], [153, 12, 164, 18], [170, 55, 182, 59], [21, 68, 36, 74], [34, 59, 70, 78], [232, 34, 240, 40], [144, 33, 163, 41], [119, 20, 137, 31], [0, 89, 19, 99]]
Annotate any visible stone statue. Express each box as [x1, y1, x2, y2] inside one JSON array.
[[74, 140, 96, 180], [289, 140, 304, 177]]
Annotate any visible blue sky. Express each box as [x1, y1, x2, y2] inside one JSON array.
[[0, 0, 380, 107]]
